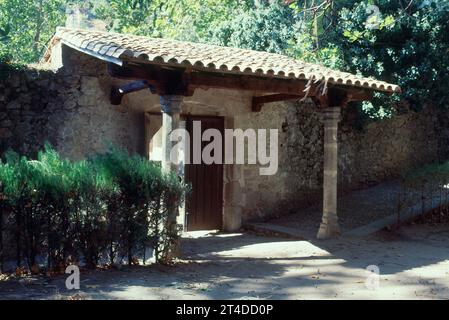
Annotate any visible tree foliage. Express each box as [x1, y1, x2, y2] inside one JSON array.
[[327, 0, 449, 113], [210, 1, 296, 55], [0, 0, 66, 63], [0, 0, 448, 117]]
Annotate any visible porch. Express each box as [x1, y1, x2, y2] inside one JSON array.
[[45, 27, 401, 239]]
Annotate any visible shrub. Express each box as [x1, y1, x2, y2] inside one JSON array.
[[0, 144, 187, 273]]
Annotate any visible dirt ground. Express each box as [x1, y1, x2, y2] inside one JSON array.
[[1, 223, 449, 300]]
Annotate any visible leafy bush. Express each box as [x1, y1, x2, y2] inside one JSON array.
[[0, 144, 187, 273]]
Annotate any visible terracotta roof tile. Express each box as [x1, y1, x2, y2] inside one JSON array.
[[52, 27, 401, 94]]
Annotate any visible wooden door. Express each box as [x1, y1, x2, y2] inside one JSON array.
[[185, 116, 224, 231]]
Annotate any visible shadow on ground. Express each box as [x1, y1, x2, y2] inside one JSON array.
[[1, 224, 449, 299]]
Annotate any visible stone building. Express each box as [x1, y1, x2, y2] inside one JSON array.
[[2, 27, 440, 239]]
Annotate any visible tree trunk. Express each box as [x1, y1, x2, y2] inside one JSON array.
[[33, 0, 43, 58]]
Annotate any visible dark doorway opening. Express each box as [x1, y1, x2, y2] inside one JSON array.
[[185, 115, 224, 231]]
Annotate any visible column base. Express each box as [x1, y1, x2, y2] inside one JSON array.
[[223, 205, 242, 232], [317, 221, 341, 239]]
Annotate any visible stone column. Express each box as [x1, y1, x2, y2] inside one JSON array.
[[177, 120, 187, 231], [317, 107, 341, 239], [159, 95, 183, 260], [160, 95, 183, 174], [223, 165, 244, 232], [222, 117, 243, 232]]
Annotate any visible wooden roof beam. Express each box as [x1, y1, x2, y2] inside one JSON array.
[[108, 62, 309, 96], [107, 63, 375, 108], [110, 80, 155, 105]]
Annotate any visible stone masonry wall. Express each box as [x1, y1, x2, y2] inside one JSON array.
[[0, 46, 144, 160], [240, 101, 441, 221]]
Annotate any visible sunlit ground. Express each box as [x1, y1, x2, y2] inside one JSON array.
[[1, 224, 449, 299]]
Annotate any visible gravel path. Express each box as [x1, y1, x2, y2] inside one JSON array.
[[1, 224, 449, 300]]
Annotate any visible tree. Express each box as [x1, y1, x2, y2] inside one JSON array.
[[0, 0, 66, 63], [326, 0, 449, 114], [1, 0, 448, 120], [210, 1, 297, 54], [94, 0, 253, 42]]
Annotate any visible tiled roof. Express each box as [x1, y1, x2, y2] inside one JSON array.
[[50, 27, 401, 94]]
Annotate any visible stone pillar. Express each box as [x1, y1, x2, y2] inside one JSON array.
[[222, 117, 243, 232], [160, 95, 183, 174], [177, 120, 187, 230], [223, 165, 244, 231], [159, 95, 183, 260], [317, 107, 341, 239]]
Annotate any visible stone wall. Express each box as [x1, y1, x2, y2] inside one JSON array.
[[0, 44, 446, 226], [0, 46, 144, 159], [240, 101, 441, 221]]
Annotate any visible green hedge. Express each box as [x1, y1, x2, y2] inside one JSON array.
[[0, 144, 187, 273]]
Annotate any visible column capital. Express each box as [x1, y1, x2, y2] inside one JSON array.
[[160, 95, 183, 114], [321, 107, 341, 123]]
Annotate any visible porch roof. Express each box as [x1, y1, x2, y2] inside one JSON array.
[[46, 27, 401, 95]]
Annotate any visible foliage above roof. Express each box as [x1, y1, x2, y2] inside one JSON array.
[[49, 27, 400, 94]]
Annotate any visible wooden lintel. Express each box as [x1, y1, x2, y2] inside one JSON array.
[[252, 94, 303, 112], [107, 63, 376, 108], [108, 62, 309, 96], [108, 63, 192, 96], [188, 72, 308, 95], [346, 88, 373, 102], [312, 86, 374, 109]]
